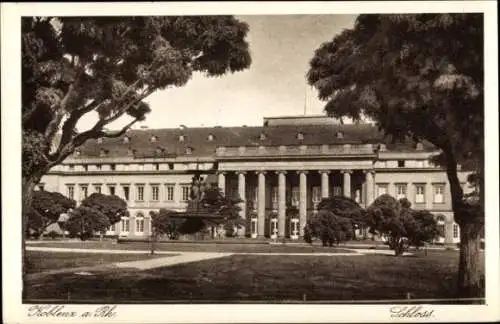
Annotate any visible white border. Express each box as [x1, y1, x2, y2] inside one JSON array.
[[1, 1, 498, 323]]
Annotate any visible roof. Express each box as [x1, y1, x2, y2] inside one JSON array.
[[72, 123, 435, 159]]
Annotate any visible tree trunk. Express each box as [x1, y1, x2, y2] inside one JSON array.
[[456, 218, 483, 298], [443, 151, 484, 298], [22, 173, 41, 291]]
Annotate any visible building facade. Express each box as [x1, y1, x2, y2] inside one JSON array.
[[39, 116, 472, 244]]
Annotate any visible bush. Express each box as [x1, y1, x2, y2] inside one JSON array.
[[47, 230, 60, 240]]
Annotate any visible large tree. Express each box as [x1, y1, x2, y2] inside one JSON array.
[[27, 190, 76, 238], [22, 15, 251, 219], [307, 14, 483, 297], [304, 196, 365, 246], [365, 195, 441, 256], [80, 193, 128, 225]]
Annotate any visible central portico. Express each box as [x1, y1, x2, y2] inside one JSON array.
[[216, 153, 377, 239]]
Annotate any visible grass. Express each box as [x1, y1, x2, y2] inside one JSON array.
[[23, 250, 484, 303], [27, 240, 355, 254], [25, 251, 174, 274]]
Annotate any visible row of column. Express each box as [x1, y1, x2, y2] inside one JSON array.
[[217, 170, 375, 238]]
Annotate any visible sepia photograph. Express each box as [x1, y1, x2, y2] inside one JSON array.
[[2, 1, 499, 323]]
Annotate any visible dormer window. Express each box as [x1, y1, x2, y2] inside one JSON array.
[[74, 149, 81, 157], [150, 135, 158, 142], [259, 133, 267, 140], [207, 134, 214, 141], [178, 135, 185, 142], [127, 148, 136, 156], [99, 149, 109, 157], [378, 143, 387, 152], [123, 136, 130, 144], [335, 131, 344, 139], [416, 142, 424, 151], [185, 147, 193, 155], [297, 132, 304, 140], [97, 138, 103, 144]]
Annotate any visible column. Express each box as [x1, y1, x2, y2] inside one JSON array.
[[342, 170, 352, 198], [320, 171, 330, 198], [365, 170, 375, 206], [257, 171, 266, 237], [218, 172, 226, 196], [237, 172, 247, 236], [407, 182, 413, 205], [425, 182, 433, 210], [278, 171, 287, 237], [299, 171, 308, 236], [130, 213, 136, 237], [144, 215, 151, 237]]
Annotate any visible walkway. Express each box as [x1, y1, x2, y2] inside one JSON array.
[[26, 245, 414, 279]]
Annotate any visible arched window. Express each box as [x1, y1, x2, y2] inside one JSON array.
[[135, 213, 144, 235], [121, 217, 130, 235]]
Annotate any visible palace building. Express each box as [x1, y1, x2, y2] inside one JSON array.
[[39, 115, 472, 244]]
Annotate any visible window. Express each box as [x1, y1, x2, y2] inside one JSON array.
[[79, 184, 88, 200], [312, 186, 321, 203], [97, 138, 103, 144], [395, 183, 407, 199], [121, 217, 130, 233], [108, 223, 116, 232], [207, 134, 214, 141], [135, 214, 144, 234], [154, 163, 160, 171], [291, 186, 300, 207], [123, 136, 130, 144], [165, 185, 174, 201], [397, 160, 405, 168], [453, 223, 459, 238], [414, 184, 425, 203], [110, 164, 116, 171], [434, 184, 445, 203], [83, 165, 88, 172], [74, 149, 81, 157], [151, 185, 160, 201], [377, 184, 388, 197], [297, 132, 304, 140], [108, 185, 116, 196], [100, 149, 108, 157], [66, 184, 75, 199], [185, 147, 193, 155], [259, 133, 267, 140], [178, 134, 185, 142], [416, 142, 424, 151], [332, 186, 342, 197], [136, 185, 145, 201], [122, 185, 130, 201], [335, 131, 344, 139], [68, 164, 75, 171], [271, 186, 279, 209], [150, 135, 158, 142], [37, 183, 45, 191], [181, 185, 190, 202], [95, 164, 102, 170], [168, 163, 174, 170], [93, 184, 102, 194]]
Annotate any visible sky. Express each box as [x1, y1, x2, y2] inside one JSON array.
[[77, 15, 357, 131]]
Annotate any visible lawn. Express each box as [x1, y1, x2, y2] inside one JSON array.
[[27, 240, 355, 254], [23, 250, 484, 303], [25, 251, 174, 274]]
